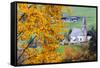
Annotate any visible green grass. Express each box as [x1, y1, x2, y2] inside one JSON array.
[[56, 45, 65, 53], [62, 6, 96, 30], [56, 45, 81, 54]]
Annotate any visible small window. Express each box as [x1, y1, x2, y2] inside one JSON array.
[[80, 38, 82, 41]]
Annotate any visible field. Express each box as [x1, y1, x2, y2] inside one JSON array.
[[63, 6, 96, 30]]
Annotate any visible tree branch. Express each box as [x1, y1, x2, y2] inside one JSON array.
[[17, 36, 36, 63]]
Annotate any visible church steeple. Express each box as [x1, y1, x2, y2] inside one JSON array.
[[81, 17, 87, 41]]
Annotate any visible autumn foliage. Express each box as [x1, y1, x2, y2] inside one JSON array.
[[17, 3, 64, 64]]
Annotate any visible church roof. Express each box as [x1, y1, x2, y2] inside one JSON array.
[[70, 28, 84, 36]]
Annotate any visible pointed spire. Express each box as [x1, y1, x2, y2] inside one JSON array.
[[81, 17, 87, 41]]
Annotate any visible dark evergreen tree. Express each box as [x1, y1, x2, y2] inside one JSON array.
[[87, 27, 97, 54]]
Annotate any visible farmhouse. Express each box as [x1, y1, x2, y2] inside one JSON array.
[[61, 16, 80, 22]]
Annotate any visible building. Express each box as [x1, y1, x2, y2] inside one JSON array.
[[60, 17, 92, 45], [61, 16, 80, 22], [69, 28, 91, 43]]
